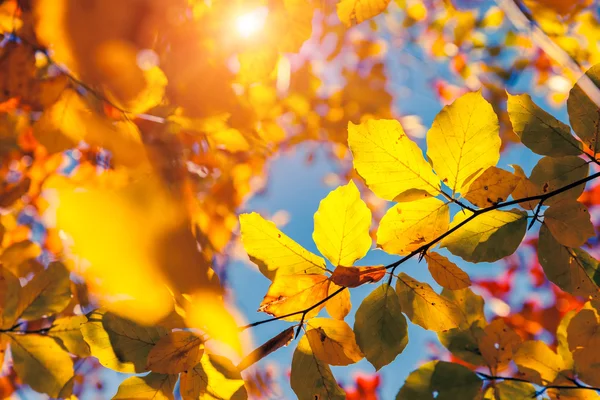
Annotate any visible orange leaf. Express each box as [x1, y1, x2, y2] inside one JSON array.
[[237, 327, 294, 371], [330, 266, 386, 288]]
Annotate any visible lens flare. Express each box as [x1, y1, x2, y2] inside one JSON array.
[[235, 8, 267, 38]]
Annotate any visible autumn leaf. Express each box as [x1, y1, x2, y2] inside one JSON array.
[[313, 180, 372, 267], [113, 373, 177, 400], [330, 265, 386, 288], [514, 340, 567, 385], [511, 165, 541, 210], [491, 381, 537, 400], [326, 283, 351, 320], [354, 284, 408, 370], [426, 91, 501, 194], [337, 0, 391, 27], [438, 320, 485, 366], [348, 119, 441, 202], [48, 315, 91, 358], [396, 361, 482, 399], [441, 209, 527, 262], [529, 156, 589, 206], [146, 331, 205, 374], [290, 335, 345, 400], [426, 252, 471, 290], [240, 212, 326, 280], [238, 327, 294, 371], [568, 63, 600, 155], [377, 198, 449, 255], [306, 318, 364, 366], [464, 166, 519, 208], [180, 355, 248, 400], [258, 274, 330, 321], [0, 240, 41, 277], [544, 200, 595, 248], [508, 92, 583, 156], [396, 273, 463, 331], [478, 319, 522, 373], [0, 266, 20, 329]]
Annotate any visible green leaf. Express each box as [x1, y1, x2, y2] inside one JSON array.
[[113, 373, 177, 400], [180, 355, 248, 400], [396, 360, 482, 400], [0, 266, 20, 329], [290, 335, 345, 400], [354, 284, 408, 370], [441, 288, 485, 329], [48, 315, 91, 357], [538, 224, 600, 299], [426, 91, 501, 194], [529, 156, 589, 206], [508, 93, 582, 156], [7, 332, 74, 398], [491, 381, 536, 400], [567, 63, 600, 155], [440, 209, 527, 262], [438, 321, 485, 365], [396, 273, 463, 332], [81, 309, 168, 373], [16, 262, 71, 321]]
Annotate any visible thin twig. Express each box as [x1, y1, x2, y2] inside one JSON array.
[[477, 372, 600, 397]]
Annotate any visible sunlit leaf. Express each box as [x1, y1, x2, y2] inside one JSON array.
[[305, 318, 364, 366], [113, 373, 177, 400], [396, 361, 482, 400], [377, 198, 449, 255], [0, 240, 41, 277], [337, 0, 391, 27], [508, 93, 582, 156], [240, 212, 326, 280], [313, 180, 372, 267], [491, 381, 536, 400], [16, 262, 71, 322], [396, 273, 463, 332], [0, 266, 20, 329], [290, 335, 345, 400], [48, 315, 91, 357], [81, 309, 168, 373], [330, 265, 386, 288], [426, 252, 471, 290], [557, 310, 576, 369], [180, 355, 248, 400], [354, 284, 408, 370], [146, 331, 205, 374], [567, 306, 600, 387], [568, 63, 600, 155], [529, 156, 589, 206], [348, 119, 441, 201], [426, 91, 501, 194], [511, 164, 541, 210], [478, 319, 522, 373], [441, 288, 486, 329], [258, 274, 330, 321], [326, 283, 351, 320], [238, 327, 294, 371], [538, 224, 600, 299], [514, 340, 566, 385], [544, 200, 595, 248], [7, 333, 73, 398], [441, 209, 527, 262], [464, 167, 519, 208]]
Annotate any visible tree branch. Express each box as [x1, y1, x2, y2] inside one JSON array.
[[477, 372, 600, 397]]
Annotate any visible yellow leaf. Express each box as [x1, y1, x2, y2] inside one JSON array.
[[491, 381, 537, 400], [426, 252, 471, 290], [326, 283, 351, 320], [544, 200, 595, 248], [377, 198, 449, 255], [240, 212, 326, 280], [113, 373, 177, 400], [81, 309, 168, 373], [568, 63, 600, 155], [185, 292, 242, 355], [8, 333, 74, 398], [442, 288, 486, 329], [146, 331, 205, 374], [259, 274, 330, 321], [290, 335, 345, 400], [337, 0, 391, 27], [511, 164, 541, 210], [529, 156, 589, 206], [567, 307, 600, 387], [330, 265, 386, 288], [514, 340, 566, 385], [238, 327, 294, 371], [180, 355, 248, 400], [48, 315, 91, 358], [354, 284, 408, 370], [441, 209, 527, 262], [507, 93, 582, 157], [0, 240, 41, 276], [557, 310, 576, 369], [538, 224, 600, 299], [464, 166, 520, 208], [426, 91, 501, 194], [313, 180, 372, 267], [396, 273, 463, 331], [305, 318, 364, 366], [348, 119, 441, 201], [478, 319, 522, 373], [15, 262, 71, 322], [0, 266, 20, 329]]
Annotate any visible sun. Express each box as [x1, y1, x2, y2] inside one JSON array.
[[235, 8, 267, 38]]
